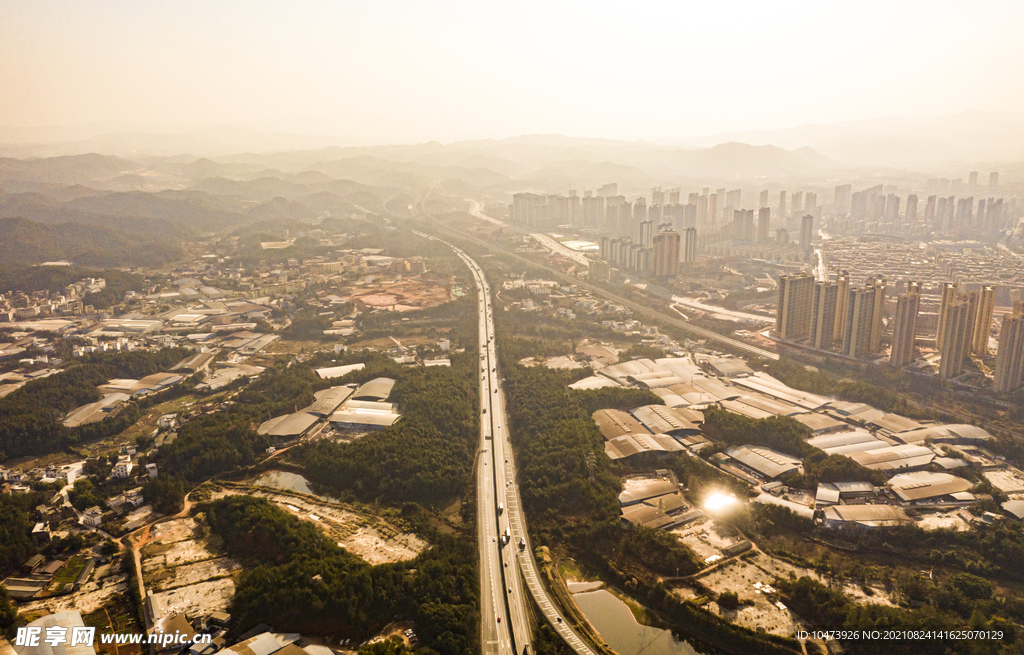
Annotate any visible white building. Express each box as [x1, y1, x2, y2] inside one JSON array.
[[111, 455, 134, 479]]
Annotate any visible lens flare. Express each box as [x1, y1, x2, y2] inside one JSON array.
[[703, 492, 737, 511]]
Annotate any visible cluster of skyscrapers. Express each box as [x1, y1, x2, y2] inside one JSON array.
[[776, 273, 886, 359], [831, 175, 1012, 239], [597, 224, 697, 277], [512, 184, 749, 234], [776, 273, 1024, 391], [517, 184, 826, 276]]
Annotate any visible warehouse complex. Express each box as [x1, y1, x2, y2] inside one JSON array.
[[257, 377, 401, 441], [585, 350, 1018, 533]]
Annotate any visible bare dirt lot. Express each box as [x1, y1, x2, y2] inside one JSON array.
[[18, 570, 131, 616], [672, 518, 896, 637], [220, 484, 427, 565], [141, 517, 237, 619]]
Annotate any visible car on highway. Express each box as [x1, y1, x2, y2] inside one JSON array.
[[496, 617, 501, 623]]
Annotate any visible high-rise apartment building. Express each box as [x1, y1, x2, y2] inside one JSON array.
[[905, 194, 918, 227], [778, 191, 787, 221], [963, 291, 979, 363], [707, 194, 718, 227], [994, 301, 1024, 393], [581, 195, 605, 227], [639, 220, 654, 249], [938, 295, 972, 379], [682, 228, 697, 264], [924, 195, 937, 227], [990, 172, 999, 189], [890, 282, 921, 368], [757, 207, 771, 242], [776, 273, 815, 341], [633, 197, 647, 227], [800, 214, 814, 252], [791, 191, 803, 218], [652, 228, 680, 277], [969, 171, 978, 187], [833, 272, 850, 343], [867, 277, 887, 354], [973, 286, 996, 355], [726, 189, 741, 209], [605, 195, 626, 233], [651, 187, 665, 206], [716, 188, 726, 220], [843, 285, 879, 359], [668, 188, 680, 205], [936, 283, 959, 350], [733, 209, 755, 241], [810, 281, 839, 350], [885, 194, 901, 226], [834, 184, 852, 215], [759, 189, 769, 209], [598, 183, 618, 197]]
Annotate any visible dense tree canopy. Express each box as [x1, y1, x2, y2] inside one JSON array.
[[292, 357, 477, 506], [0, 492, 44, 577], [204, 497, 477, 655]]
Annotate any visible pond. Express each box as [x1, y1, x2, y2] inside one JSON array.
[[253, 470, 339, 502], [573, 589, 697, 655]]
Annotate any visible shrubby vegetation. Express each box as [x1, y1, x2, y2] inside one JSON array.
[[777, 575, 1014, 655], [0, 492, 43, 577], [143, 475, 188, 514], [699, 406, 812, 458], [571, 387, 664, 416], [160, 415, 270, 483], [204, 496, 477, 655], [281, 308, 333, 341]]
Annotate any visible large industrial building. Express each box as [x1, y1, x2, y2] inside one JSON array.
[[820, 505, 913, 530], [887, 471, 974, 504], [723, 445, 802, 479], [593, 406, 704, 461]]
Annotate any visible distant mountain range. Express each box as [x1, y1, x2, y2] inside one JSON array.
[[685, 110, 1024, 169], [2, 110, 1022, 171]]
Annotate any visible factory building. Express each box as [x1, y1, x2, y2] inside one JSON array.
[[723, 445, 802, 480]]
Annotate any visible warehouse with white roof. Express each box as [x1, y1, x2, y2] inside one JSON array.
[[724, 445, 802, 479]]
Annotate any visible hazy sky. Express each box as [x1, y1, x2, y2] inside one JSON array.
[[3, 0, 1024, 144]]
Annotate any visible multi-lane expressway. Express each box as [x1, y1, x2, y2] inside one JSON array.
[[414, 230, 597, 655]]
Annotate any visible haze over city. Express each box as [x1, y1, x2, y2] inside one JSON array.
[[3, 0, 1024, 154]]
